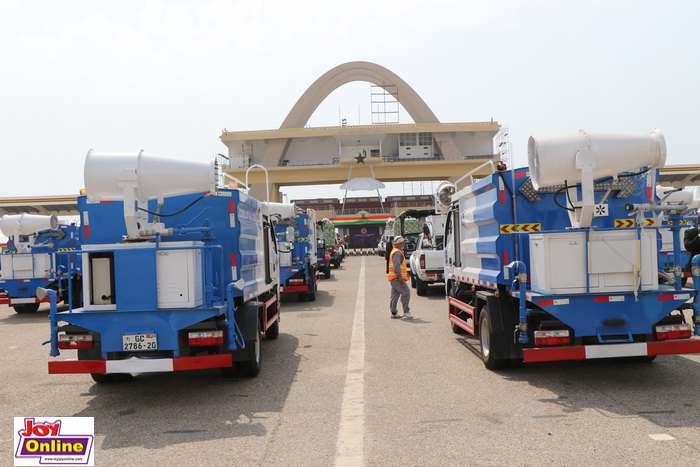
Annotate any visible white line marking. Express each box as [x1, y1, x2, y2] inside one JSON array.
[[335, 256, 365, 466], [649, 433, 676, 441]]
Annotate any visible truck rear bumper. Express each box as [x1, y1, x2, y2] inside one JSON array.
[[0, 296, 51, 305], [419, 270, 443, 282], [48, 354, 232, 374], [523, 339, 700, 363], [282, 285, 310, 292]]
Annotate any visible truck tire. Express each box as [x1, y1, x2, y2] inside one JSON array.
[[333, 260, 340, 269], [450, 320, 467, 334], [13, 303, 40, 314], [90, 373, 133, 384], [479, 306, 507, 370], [410, 273, 416, 289], [240, 322, 262, 378], [306, 282, 316, 302], [416, 278, 428, 296], [265, 318, 280, 340], [324, 265, 331, 279]]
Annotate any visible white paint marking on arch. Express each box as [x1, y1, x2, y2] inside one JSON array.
[[335, 256, 366, 466]]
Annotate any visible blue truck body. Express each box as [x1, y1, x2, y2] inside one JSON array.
[[275, 209, 319, 301], [48, 189, 281, 381], [446, 164, 700, 369], [0, 223, 82, 313]]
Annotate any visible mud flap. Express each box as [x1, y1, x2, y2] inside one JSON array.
[[479, 291, 523, 360], [228, 301, 260, 361]]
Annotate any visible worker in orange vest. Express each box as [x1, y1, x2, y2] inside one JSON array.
[[387, 236, 413, 319]]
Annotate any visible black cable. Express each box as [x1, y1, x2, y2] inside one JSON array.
[[497, 171, 514, 198], [550, 167, 652, 213], [137, 195, 207, 217], [554, 183, 575, 212]]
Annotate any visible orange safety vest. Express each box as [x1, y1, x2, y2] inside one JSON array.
[[387, 248, 409, 281]]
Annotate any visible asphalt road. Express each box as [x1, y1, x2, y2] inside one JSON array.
[[2, 255, 699, 466]]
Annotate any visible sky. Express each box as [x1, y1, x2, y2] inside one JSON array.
[[1, 0, 699, 202]]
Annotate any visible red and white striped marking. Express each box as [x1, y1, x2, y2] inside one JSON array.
[[593, 295, 626, 303], [0, 296, 51, 305], [658, 293, 691, 301], [454, 273, 497, 289], [48, 354, 233, 374], [523, 339, 700, 363], [499, 176, 506, 204], [537, 298, 570, 306]]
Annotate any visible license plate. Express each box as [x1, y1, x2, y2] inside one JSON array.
[[122, 333, 158, 351]]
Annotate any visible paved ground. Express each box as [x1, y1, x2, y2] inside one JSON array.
[[2, 255, 699, 466]]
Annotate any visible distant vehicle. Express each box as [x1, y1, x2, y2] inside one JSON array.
[[273, 205, 320, 301], [393, 209, 435, 259], [318, 219, 342, 268], [0, 215, 82, 313], [316, 240, 332, 279], [377, 234, 393, 256], [408, 214, 447, 296]]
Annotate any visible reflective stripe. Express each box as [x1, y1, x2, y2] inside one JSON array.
[[387, 248, 409, 281]]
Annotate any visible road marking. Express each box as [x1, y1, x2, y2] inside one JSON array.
[[335, 256, 365, 466], [648, 433, 676, 441]]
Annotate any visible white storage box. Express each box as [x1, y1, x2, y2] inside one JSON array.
[[529, 229, 658, 295]]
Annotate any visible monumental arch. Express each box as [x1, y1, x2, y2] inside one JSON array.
[[221, 61, 501, 201], [260, 61, 459, 167]]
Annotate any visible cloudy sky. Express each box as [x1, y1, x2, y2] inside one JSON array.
[[1, 0, 698, 201]]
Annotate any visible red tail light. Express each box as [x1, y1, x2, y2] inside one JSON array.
[[189, 330, 224, 347], [325, 251, 330, 261], [419, 254, 426, 269], [58, 333, 93, 350], [534, 330, 570, 346], [655, 323, 692, 341]]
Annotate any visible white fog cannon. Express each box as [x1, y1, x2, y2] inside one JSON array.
[[0, 214, 58, 252], [527, 129, 666, 228], [84, 149, 216, 239]]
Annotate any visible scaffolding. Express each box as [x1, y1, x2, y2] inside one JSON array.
[[370, 84, 400, 125], [495, 125, 511, 168]]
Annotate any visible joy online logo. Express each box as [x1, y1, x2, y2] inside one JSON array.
[[14, 417, 94, 465]]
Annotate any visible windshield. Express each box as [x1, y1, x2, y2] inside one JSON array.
[[404, 233, 420, 251]]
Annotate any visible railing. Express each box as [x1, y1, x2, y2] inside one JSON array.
[[224, 153, 497, 169]]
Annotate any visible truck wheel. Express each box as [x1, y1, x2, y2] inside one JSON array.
[[450, 320, 467, 334], [479, 306, 506, 370], [416, 278, 428, 296], [13, 303, 40, 314], [410, 273, 416, 288], [333, 260, 340, 269], [240, 322, 262, 378], [306, 267, 317, 301], [265, 318, 280, 340], [90, 373, 133, 384], [324, 265, 331, 279], [306, 286, 316, 302]]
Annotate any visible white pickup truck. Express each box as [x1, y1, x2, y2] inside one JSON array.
[[408, 214, 446, 296]]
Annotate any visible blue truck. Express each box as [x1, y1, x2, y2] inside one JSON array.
[[0, 214, 81, 313], [46, 150, 281, 382], [273, 206, 320, 301], [445, 129, 700, 369]]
